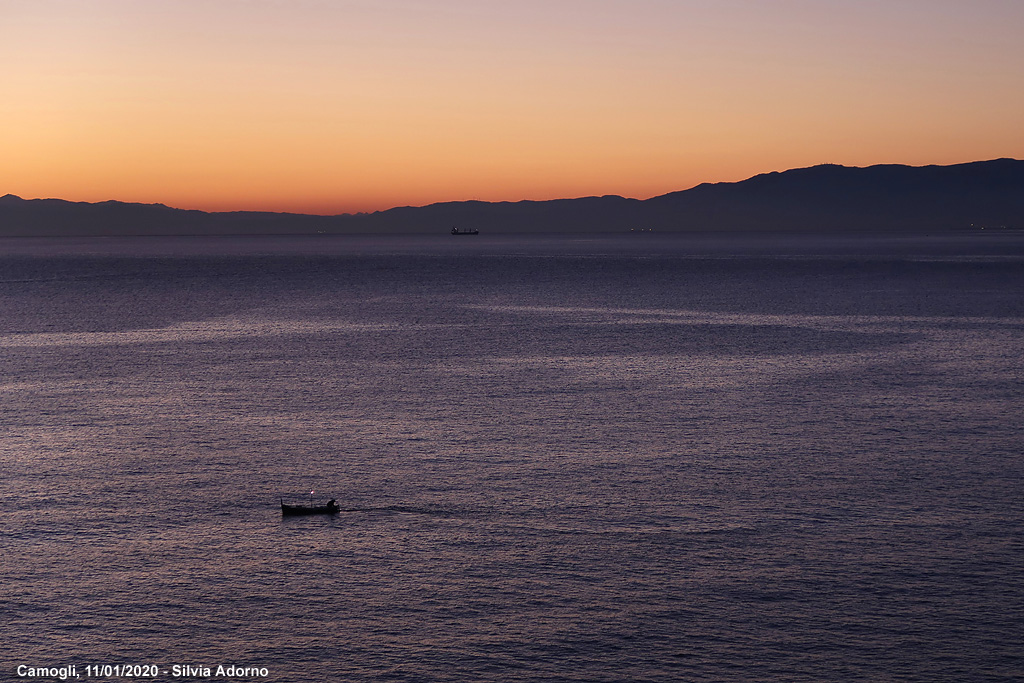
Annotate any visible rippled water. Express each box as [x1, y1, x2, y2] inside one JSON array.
[[2, 234, 1022, 682]]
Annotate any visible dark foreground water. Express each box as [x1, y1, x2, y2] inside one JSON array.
[[2, 233, 1022, 682]]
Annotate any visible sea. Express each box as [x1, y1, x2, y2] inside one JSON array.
[[2, 232, 1022, 682]]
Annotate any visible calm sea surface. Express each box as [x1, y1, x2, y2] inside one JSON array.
[[2, 233, 1022, 682]]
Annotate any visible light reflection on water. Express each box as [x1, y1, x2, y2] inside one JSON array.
[[2, 234, 1023, 681]]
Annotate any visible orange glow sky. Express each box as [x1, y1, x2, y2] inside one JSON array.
[[3, 0, 1023, 214]]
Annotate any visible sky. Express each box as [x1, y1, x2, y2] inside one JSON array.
[[2, 0, 1023, 214]]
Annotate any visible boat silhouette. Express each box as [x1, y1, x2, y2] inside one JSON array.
[[280, 497, 340, 516]]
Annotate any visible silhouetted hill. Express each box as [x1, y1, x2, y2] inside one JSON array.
[[0, 195, 334, 236], [2, 159, 1021, 236], [642, 158, 1024, 231]]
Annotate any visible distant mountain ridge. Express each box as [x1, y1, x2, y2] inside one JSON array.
[[2, 158, 1022, 236]]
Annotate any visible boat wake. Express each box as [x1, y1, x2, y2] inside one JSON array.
[[339, 505, 460, 517]]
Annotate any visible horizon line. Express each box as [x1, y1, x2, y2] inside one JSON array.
[[4, 157, 1018, 217]]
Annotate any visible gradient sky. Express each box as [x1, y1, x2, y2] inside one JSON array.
[[3, 0, 1023, 214]]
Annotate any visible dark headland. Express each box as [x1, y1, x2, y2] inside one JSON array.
[[2, 159, 1022, 236]]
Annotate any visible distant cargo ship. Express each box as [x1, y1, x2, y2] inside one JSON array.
[[451, 227, 479, 235]]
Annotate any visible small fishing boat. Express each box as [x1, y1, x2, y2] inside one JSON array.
[[281, 497, 340, 516], [451, 226, 479, 235]]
